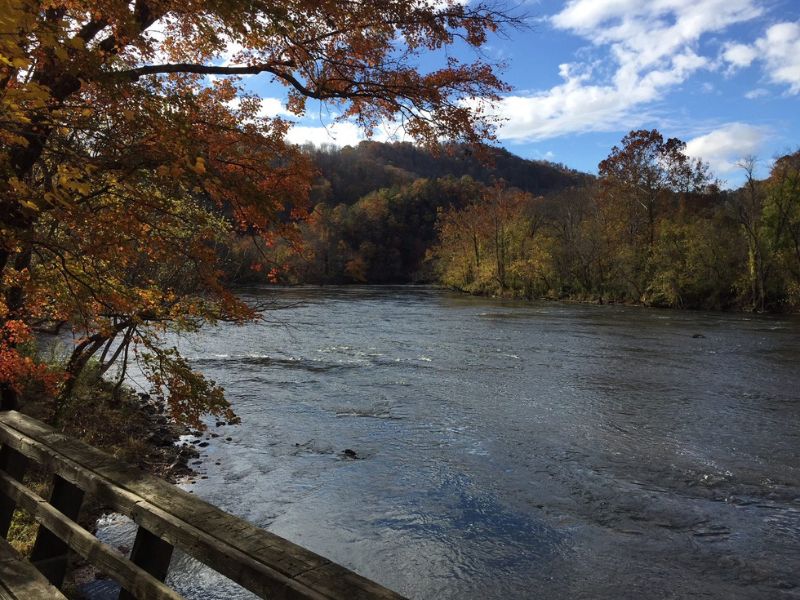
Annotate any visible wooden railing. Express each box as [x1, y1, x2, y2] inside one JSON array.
[[0, 410, 406, 600]]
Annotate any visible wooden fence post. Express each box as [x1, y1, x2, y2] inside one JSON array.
[[0, 444, 28, 539], [30, 474, 85, 587], [118, 526, 174, 600]]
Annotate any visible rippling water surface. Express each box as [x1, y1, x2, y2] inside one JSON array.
[[97, 286, 800, 599]]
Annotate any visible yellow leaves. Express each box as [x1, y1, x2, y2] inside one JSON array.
[[9, 57, 28, 69], [43, 191, 66, 207], [190, 156, 206, 175], [7, 176, 26, 194], [38, 166, 95, 208], [19, 199, 40, 212], [6, 177, 40, 212], [66, 36, 85, 50], [57, 172, 89, 195]]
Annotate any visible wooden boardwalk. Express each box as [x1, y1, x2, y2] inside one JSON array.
[[0, 410, 406, 599]]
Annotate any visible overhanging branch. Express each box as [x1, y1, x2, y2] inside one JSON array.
[[120, 62, 292, 79]]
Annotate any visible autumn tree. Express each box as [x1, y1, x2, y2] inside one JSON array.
[[0, 0, 517, 422], [598, 130, 711, 247], [431, 183, 538, 295], [432, 195, 489, 289], [597, 130, 712, 300], [535, 185, 608, 297]]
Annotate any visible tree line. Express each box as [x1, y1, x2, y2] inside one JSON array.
[[243, 132, 800, 313], [434, 132, 800, 311]]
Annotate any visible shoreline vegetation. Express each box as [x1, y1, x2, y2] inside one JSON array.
[[225, 139, 800, 315]]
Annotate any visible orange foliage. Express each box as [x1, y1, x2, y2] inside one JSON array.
[[0, 321, 62, 395], [0, 0, 515, 421]]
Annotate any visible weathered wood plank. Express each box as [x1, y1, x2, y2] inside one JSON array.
[[0, 421, 325, 599], [0, 536, 66, 600], [0, 471, 182, 600], [0, 411, 407, 600], [295, 562, 409, 600], [30, 474, 85, 587]]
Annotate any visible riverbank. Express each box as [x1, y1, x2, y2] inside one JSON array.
[[429, 282, 800, 314], [248, 281, 798, 314]]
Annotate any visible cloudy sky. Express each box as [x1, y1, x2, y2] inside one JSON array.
[[240, 0, 799, 187]]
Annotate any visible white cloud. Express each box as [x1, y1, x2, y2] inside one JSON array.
[[225, 97, 402, 148], [722, 21, 800, 94], [225, 97, 293, 119], [722, 42, 757, 68], [284, 122, 375, 147], [684, 122, 768, 175], [492, 0, 763, 142], [744, 88, 768, 99], [284, 118, 409, 147], [258, 98, 292, 118], [758, 22, 800, 93]]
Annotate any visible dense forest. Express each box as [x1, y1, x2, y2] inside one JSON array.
[[306, 141, 592, 205], [233, 134, 800, 313], [227, 141, 591, 284]]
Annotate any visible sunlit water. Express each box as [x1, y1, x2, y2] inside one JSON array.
[[94, 286, 800, 599]]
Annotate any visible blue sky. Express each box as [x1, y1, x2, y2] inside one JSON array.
[[234, 0, 800, 187]]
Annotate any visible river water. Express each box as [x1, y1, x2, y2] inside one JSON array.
[[96, 286, 800, 599]]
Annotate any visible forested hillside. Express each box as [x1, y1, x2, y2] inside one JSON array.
[[228, 141, 591, 285], [231, 134, 800, 313], [306, 141, 591, 205], [429, 134, 800, 312]]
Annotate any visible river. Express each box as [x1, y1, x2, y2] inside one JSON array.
[[95, 286, 800, 599]]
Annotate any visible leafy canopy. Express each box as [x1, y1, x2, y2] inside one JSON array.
[[0, 0, 516, 424]]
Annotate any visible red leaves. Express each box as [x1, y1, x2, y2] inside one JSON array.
[[0, 321, 62, 395]]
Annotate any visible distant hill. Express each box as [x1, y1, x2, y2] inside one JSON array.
[[227, 142, 596, 286], [306, 141, 593, 204]]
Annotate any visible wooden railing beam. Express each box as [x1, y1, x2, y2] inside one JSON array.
[[0, 411, 407, 600], [0, 471, 182, 600]]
